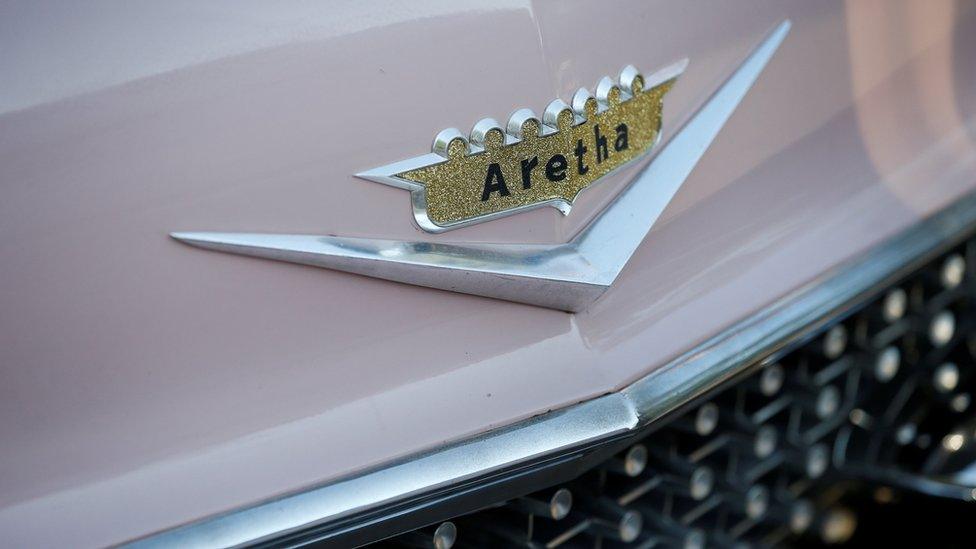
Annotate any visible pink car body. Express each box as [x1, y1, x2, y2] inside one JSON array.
[[1, 1, 975, 546]]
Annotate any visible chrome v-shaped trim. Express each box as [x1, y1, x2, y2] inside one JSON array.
[[172, 21, 790, 312]]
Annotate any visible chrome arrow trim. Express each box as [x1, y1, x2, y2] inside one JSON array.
[[172, 21, 791, 312]]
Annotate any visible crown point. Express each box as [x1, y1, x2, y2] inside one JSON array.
[[543, 99, 575, 132], [619, 65, 644, 95], [470, 118, 505, 150], [507, 108, 542, 140], [596, 76, 622, 106], [432, 128, 468, 158], [572, 88, 598, 120]]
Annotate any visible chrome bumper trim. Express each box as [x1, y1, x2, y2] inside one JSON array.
[[130, 187, 976, 548], [132, 393, 638, 548], [624, 194, 976, 426]]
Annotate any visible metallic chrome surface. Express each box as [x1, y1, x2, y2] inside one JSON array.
[[3, 3, 976, 547], [375, 240, 976, 546], [135, 179, 976, 548], [622, 191, 976, 428], [130, 393, 638, 548], [170, 22, 789, 312]]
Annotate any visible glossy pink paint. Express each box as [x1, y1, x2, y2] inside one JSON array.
[[1, 1, 975, 546]]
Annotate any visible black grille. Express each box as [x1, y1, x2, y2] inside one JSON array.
[[378, 243, 976, 548]]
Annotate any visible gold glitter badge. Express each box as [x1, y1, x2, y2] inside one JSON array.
[[358, 62, 685, 232]]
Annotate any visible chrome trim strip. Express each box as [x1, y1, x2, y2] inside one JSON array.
[[169, 21, 791, 313], [132, 190, 976, 548], [132, 394, 639, 548], [624, 193, 976, 423]]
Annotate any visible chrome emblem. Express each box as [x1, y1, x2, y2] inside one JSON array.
[[358, 64, 683, 232], [172, 22, 790, 312]]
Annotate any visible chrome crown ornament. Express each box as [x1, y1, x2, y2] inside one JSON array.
[[357, 63, 684, 232]]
